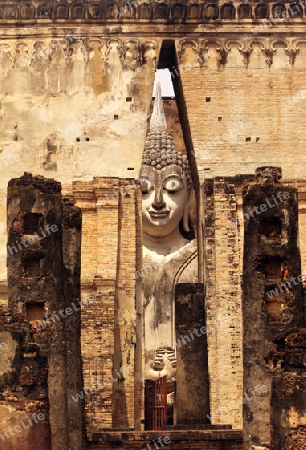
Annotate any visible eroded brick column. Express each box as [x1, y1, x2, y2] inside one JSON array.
[[7, 173, 83, 450], [243, 167, 303, 450], [7, 173, 68, 449]]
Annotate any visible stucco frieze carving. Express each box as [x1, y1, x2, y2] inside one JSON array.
[[178, 39, 204, 67], [0, 36, 305, 69], [0, 1, 305, 24], [0, 37, 157, 70], [177, 37, 303, 68]]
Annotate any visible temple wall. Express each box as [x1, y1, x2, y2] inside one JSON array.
[[242, 173, 303, 449], [177, 39, 306, 281], [178, 39, 306, 183], [175, 283, 210, 425], [1, 173, 83, 450], [0, 4, 306, 448], [203, 172, 306, 443], [204, 177, 243, 429], [87, 430, 244, 450], [176, 35, 306, 278], [0, 31, 158, 283], [72, 178, 141, 438], [0, 30, 306, 282]]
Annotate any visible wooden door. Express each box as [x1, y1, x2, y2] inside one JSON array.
[[145, 376, 167, 430]]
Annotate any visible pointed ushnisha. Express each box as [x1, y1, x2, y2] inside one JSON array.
[[141, 72, 191, 185], [150, 72, 167, 133]]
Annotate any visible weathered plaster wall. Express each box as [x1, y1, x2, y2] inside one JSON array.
[[0, 31, 158, 283]]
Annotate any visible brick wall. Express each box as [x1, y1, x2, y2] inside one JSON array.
[[178, 43, 306, 183], [203, 178, 243, 429], [73, 177, 141, 438]]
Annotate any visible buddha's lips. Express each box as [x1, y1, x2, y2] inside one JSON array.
[[149, 210, 170, 218]]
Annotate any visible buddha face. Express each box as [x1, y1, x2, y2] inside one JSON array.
[[139, 164, 190, 237]]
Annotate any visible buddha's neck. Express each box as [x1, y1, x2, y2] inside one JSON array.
[[143, 228, 188, 256]]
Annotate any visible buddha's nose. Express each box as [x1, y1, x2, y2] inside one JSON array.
[[152, 188, 166, 210]]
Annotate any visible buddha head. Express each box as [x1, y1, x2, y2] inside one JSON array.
[[139, 130, 192, 238]]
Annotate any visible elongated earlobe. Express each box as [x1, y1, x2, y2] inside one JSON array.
[[183, 186, 193, 232]]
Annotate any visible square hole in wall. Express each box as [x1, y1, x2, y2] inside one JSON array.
[[263, 258, 283, 284], [218, 117, 222, 121], [114, 115, 119, 120], [246, 137, 251, 142], [206, 97, 211, 102], [23, 213, 43, 234], [126, 97, 132, 102], [26, 303, 45, 321], [260, 217, 282, 238], [24, 259, 41, 278]]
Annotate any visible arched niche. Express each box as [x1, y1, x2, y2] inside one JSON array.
[[172, 3, 185, 19], [187, 4, 201, 19], [238, 3, 252, 19], [220, 3, 236, 19], [272, 3, 286, 17], [37, 4, 53, 19], [255, 3, 269, 18], [71, 3, 86, 20], [138, 3, 151, 19], [20, 4, 36, 20], [3, 5, 19, 19], [88, 3, 102, 19], [56, 4, 69, 19], [106, 3, 117, 19], [203, 4, 219, 20], [288, 2, 303, 17], [119, 4, 135, 19], [154, 3, 168, 19]]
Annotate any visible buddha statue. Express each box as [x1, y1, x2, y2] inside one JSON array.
[[139, 77, 193, 256], [139, 76, 198, 385]]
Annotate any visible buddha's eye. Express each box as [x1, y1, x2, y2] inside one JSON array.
[[164, 177, 183, 194], [139, 178, 151, 195]]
